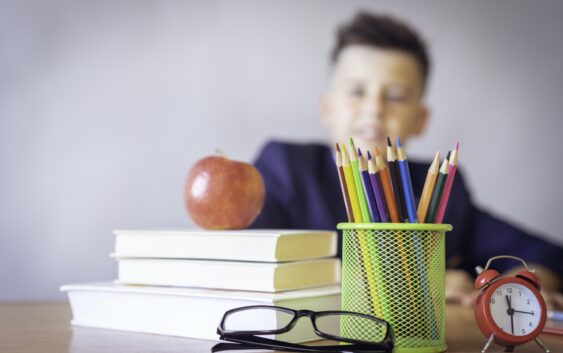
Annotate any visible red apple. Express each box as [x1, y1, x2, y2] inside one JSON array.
[[184, 155, 265, 229]]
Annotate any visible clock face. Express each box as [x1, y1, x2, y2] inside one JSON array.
[[489, 282, 542, 336]]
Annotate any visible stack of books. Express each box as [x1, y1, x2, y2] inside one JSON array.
[[61, 229, 342, 342]]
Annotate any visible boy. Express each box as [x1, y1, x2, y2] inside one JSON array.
[[250, 11, 562, 307]]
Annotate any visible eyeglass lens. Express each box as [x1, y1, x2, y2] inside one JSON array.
[[224, 307, 387, 344], [224, 307, 294, 332]]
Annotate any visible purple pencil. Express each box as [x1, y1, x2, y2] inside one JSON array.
[[358, 149, 381, 222], [367, 151, 389, 222]]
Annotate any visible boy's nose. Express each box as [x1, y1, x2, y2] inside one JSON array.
[[360, 96, 385, 120]]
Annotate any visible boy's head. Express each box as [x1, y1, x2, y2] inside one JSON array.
[[320, 11, 431, 154]]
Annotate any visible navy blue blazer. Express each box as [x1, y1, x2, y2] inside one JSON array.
[[250, 141, 563, 277]]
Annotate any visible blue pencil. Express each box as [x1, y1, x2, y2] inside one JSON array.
[[396, 137, 438, 339], [358, 149, 381, 222], [396, 138, 418, 223]]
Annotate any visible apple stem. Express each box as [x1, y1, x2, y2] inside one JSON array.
[[215, 149, 226, 158]]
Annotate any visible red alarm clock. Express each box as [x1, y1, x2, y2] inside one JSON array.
[[474, 255, 550, 353]]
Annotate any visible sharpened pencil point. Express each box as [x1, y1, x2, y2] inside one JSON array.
[[367, 150, 372, 160], [357, 148, 362, 157], [374, 146, 381, 156], [396, 137, 402, 148], [455, 142, 460, 150], [335, 143, 340, 152], [386, 136, 392, 147]]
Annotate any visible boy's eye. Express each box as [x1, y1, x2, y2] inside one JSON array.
[[347, 84, 365, 97], [384, 86, 410, 102]]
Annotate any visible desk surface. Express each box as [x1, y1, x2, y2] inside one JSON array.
[[0, 302, 560, 353]]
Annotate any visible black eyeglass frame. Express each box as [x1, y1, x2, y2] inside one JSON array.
[[216, 305, 394, 353]]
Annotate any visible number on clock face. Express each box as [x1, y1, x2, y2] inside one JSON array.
[[489, 283, 541, 336]]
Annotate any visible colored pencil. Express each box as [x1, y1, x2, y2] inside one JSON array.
[[374, 146, 400, 223], [396, 138, 438, 339], [387, 137, 407, 222], [349, 138, 371, 223], [347, 144, 385, 316], [342, 151, 383, 316], [359, 149, 392, 319], [358, 149, 380, 222], [435, 143, 459, 224], [335, 144, 354, 222], [396, 137, 417, 224], [373, 148, 415, 308], [367, 152, 389, 223], [417, 151, 441, 223], [341, 144, 363, 222], [425, 151, 450, 223]]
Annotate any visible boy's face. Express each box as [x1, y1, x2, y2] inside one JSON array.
[[320, 45, 428, 155]]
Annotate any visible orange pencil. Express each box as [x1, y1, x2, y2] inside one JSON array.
[[374, 148, 415, 315], [374, 146, 400, 223], [417, 151, 441, 223], [335, 144, 354, 222]]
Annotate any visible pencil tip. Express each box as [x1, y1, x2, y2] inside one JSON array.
[[357, 148, 362, 156], [446, 150, 451, 160], [349, 137, 355, 146], [374, 146, 380, 155], [396, 137, 402, 148], [386, 136, 392, 147], [367, 150, 372, 159], [335, 143, 340, 152], [455, 142, 460, 150]]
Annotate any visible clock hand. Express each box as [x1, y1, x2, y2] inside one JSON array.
[[514, 310, 534, 315], [506, 295, 514, 334]]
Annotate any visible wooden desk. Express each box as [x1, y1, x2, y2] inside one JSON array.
[[0, 302, 560, 353]]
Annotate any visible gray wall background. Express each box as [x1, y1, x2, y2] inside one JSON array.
[[1, 0, 562, 300]]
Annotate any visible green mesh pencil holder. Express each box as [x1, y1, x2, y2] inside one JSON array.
[[337, 223, 452, 353]]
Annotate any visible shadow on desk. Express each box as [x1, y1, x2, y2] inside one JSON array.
[[0, 302, 560, 353]]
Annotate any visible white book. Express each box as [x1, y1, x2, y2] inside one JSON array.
[[113, 229, 337, 262], [115, 257, 341, 292], [61, 282, 341, 342]]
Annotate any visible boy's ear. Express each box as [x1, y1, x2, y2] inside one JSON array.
[[413, 105, 430, 136]]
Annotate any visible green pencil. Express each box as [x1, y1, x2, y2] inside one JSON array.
[[349, 139, 371, 223], [425, 151, 450, 223]]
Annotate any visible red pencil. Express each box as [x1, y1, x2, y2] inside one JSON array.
[[435, 143, 459, 223]]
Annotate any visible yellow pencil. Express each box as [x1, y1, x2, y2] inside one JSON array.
[[341, 144, 363, 222], [417, 151, 441, 223], [343, 143, 383, 316], [349, 138, 371, 223]]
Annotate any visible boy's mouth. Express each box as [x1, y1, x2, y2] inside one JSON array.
[[353, 128, 386, 145]]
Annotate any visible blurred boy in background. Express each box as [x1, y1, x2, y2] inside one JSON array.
[[250, 11, 562, 308]]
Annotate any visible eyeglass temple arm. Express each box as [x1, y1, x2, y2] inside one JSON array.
[[219, 334, 389, 353], [211, 342, 265, 353]]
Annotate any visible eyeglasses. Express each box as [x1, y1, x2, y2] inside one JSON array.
[[213, 305, 394, 353]]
